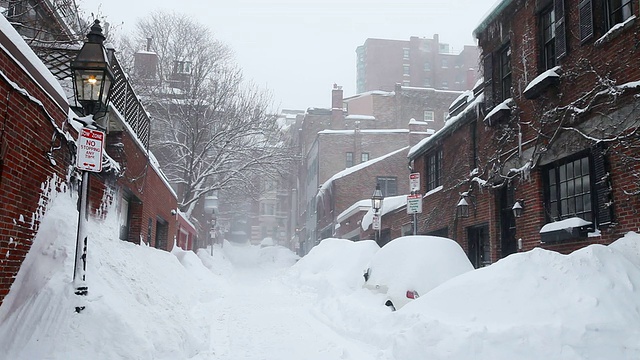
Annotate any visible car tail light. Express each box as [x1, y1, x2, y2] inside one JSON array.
[[406, 290, 419, 299]]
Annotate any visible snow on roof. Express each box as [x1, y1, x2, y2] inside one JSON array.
[[343, 90, 394, 101], [346, 114, 376, 121], [400, 85, 463, 95], [318, 147, 408, 195], [336, 199, 371, 224], [524, 66, 561, 94], [318, 129, 409, 135], [540, 217, 592, 234], [409, 92, 484, 159], [361, 194, 408, 230], [0, 14, 68, 110], [408, 118, 428, 125], [473, 0, 514, 37]]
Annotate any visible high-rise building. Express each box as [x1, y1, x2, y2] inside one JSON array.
[[356, 35, 480, 93]]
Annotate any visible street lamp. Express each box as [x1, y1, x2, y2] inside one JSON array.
[[456, 196, 469, 218], [512, 200, 524, 218], [71, 19, 114, 312], [71, 20, 114, 117], [371, 183, 384, 244]]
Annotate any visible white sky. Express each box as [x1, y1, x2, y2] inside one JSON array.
[[79, 0, 498, 110]]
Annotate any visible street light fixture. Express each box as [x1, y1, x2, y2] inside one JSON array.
[[70, 19, 114, 312], [71, 20, 114, 117], [512, 200, 524, 218], [371, 183, 384, 244], [456, 196, 470, 218]]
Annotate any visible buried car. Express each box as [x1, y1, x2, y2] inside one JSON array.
[[363, 235, 474, 310]]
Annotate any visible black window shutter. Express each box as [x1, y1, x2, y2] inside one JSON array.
[[483, 54, 494, 107], [555, 0, 567, 59], [578, 0, 594, 43], [592, 145, 613, 226]]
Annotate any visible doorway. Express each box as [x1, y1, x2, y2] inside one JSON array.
[[467, 224, 490, 268]]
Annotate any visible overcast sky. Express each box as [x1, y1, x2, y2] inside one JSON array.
[[80, 0, 498, 111]]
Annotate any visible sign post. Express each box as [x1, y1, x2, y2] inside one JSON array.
[[408, 173, 422, 235], [73, 127, 104, 312]]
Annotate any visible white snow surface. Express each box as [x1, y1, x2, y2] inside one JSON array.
[[539, 217, 592, 233], [0, 187, 639, 359]]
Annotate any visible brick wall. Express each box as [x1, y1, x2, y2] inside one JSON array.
[[0, 36, 71, 304]]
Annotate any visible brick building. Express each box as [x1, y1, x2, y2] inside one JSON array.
[[0, 14, 189, 306], [292, 84, 461, 254], [376, 0, 640, 268], [356, 35, 480, 93]]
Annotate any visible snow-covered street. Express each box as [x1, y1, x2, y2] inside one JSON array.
[[202, 261, 377, 360], [0, 189, 640, 360]]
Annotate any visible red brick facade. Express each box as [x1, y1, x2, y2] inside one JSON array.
[[0, 29, 70, 303], [382, 0, 640, 268], [0, 20, 182, 306]]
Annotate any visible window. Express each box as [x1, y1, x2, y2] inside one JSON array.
[[425, 148, 443, 191], [346, 152, 353, 167], [442, 81, 449, 89], [424, 62, 431, 71], [403, 80, 410, 86], [443, 111, 449, 121], [424, 110, 435, 121], [403, 48, 410, 59], [376, 177, 398, 196], [403, 65, 410, 76], [499, 45, 512, 101], [173, 60, 191, 75], [441, 59, 448, 68], [424, 78, 431, 87], [606, 0, 633, 30], [545, 155, 593, 223], [361, 153, 369, 163], [541, 5, 556, 70]]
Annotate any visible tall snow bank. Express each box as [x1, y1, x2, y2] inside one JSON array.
[[389, 234, 640, 359], [289, 238, 379, 295], [0, 186, 217, 359]]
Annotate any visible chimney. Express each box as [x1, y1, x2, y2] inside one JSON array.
[[331, 84, 345, 129], [146, 37, 153, 52]]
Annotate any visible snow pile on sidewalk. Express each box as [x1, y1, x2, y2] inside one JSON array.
[[0, 188, 217, 360]]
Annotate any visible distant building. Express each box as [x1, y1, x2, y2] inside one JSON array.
[[356, 35, 479, 93]]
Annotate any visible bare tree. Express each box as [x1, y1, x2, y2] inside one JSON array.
[[118, 11, 295, 217]]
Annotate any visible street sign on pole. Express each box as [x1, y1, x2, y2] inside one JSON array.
[[77, 128, 104, 172], [407, 193, 422, 214], [372, 214, 381, 230], [410, 172, 420, 193]]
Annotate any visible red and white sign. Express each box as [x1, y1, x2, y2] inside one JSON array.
[[409, 172, 420, 192], [407, 193, 423, 214], [372, 214, 381, 230], [76, 128, 104, 172]]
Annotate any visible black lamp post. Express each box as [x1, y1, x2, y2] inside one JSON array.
[[371, 184, 384, 244], [71, 20, 114, 312], [211, 212, 217, 256]]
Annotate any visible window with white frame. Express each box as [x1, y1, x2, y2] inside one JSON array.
[[403, 48, 410, 59], [424, 110, 435, 121], [606, 0, 633, 30]]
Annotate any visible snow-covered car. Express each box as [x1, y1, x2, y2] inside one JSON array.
[[363, 235, 474, 310]]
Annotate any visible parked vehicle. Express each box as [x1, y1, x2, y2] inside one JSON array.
[[363, 235, 474, 310]]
